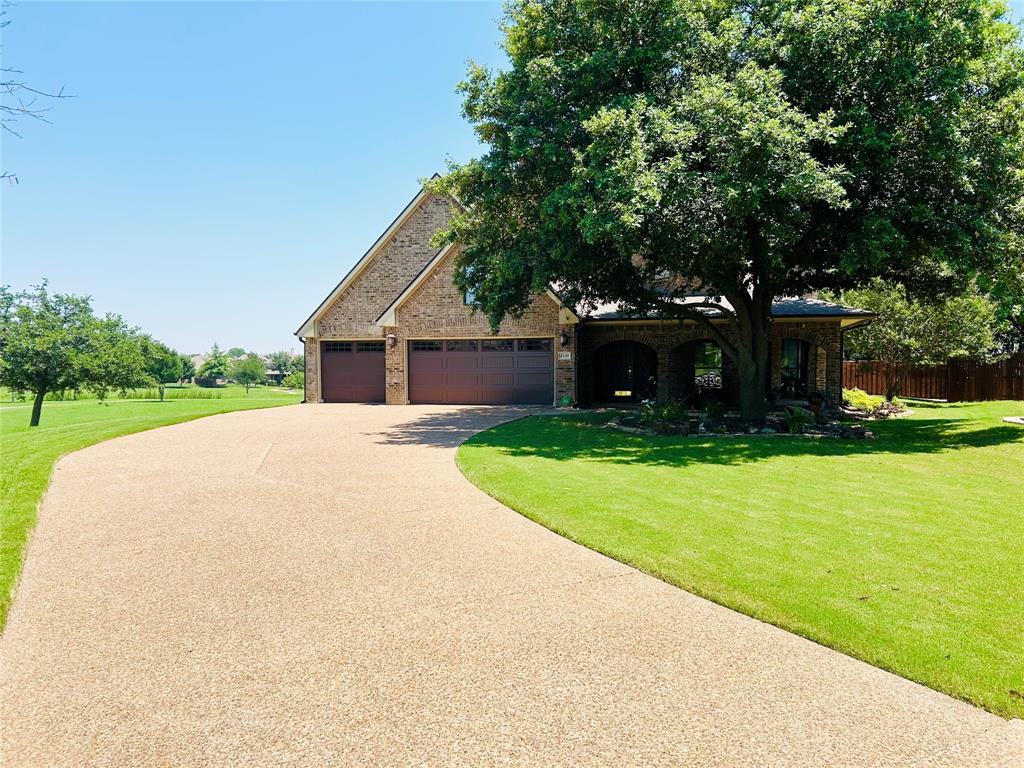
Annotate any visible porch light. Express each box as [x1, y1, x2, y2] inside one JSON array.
[[560, 330, 570, 347], [386, 333, 397, 349]]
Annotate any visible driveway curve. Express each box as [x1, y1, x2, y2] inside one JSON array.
[[1, 404, 1019, 767]]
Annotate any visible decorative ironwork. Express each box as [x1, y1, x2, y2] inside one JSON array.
[[695, 372, 723, 389]]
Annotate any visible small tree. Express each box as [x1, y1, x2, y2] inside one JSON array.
[[179, 353, 196, 384], [83, 315, 150, 402], [282, 369, 304, 390], [140, 336, 182, 401], [230, 353, 265, 393], [197, 343, 229, 384], [0, 283, 97, 426], [226, 346, 246, 359], [841, 280, 1001, 399]]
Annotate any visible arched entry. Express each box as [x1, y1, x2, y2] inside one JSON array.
[[671, 339, 737, 405], [591, 340, 658, 404]]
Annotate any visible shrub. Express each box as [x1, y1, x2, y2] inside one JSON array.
[[638, 400, 688, 428], [783, 405, 815, 434], [843, 387, 886, 413]]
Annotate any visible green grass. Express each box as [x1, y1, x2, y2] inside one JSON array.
[[0, 386, 302, 628], [457, 401, 1024, 718]]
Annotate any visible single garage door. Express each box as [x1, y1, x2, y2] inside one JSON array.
[[320, 340, 386, 402], [409, 338, 554, 405]]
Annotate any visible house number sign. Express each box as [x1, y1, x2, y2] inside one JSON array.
[[558, 351, 572, 361]]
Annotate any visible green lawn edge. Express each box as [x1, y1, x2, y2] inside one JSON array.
[[0, 392, 301, 630], [456, 402, 1024, 719]]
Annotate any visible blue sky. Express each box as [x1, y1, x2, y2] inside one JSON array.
[[3, 1, 1023, 355]]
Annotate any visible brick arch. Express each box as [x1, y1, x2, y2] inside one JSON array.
[[772, 324, 837, 353], [582, 328, 672, 355]]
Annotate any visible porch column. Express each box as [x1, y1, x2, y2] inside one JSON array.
[[657, 349, 671, 402]]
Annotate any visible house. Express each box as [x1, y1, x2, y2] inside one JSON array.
[[295, 181, 872, 408]]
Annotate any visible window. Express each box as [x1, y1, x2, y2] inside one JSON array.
[[481, 339, 513, 352], [324, 342, 352, 353], [446, 340, 478, 352], [518, 339, 552, 352], [356, 341, 385, 353], [411, 341, 442, 352], [693, 341, 723, 388], [463, 288, 476, 306], [780, 339, 809, 397]]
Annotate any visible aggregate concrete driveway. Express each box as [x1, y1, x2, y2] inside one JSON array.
[[1, 404, 1020, 767]]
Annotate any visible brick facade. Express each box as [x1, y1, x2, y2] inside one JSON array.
[[576, 319, 844, 407], [302, 191, 576, 405], [300, 185, 847, 410], [386, 247, 575, 405]]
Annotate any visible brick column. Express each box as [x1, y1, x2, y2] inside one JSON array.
[[383, 327, 406, 404]]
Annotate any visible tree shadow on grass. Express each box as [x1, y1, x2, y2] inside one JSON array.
[[458, 411, 1024, 468]]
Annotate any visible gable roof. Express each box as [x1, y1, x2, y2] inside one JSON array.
[[375, 243, 579, 327], [294, 176, 440, 338]]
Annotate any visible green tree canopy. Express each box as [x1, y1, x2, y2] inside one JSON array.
[[139, 336, 183, 401], [0, 283, 97, 425], [197, 343, 229, 383], [83, 314, 150, 402], [226, 347, 246, 359], [429, 0, 1024, 419], [267, 350, 296, 374], [179, 353, 196, 383], [840, 280, 1001, 398], [230, 353, 266, 393]]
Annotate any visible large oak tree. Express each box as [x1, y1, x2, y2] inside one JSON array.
[[429, 0, 1024, 419]]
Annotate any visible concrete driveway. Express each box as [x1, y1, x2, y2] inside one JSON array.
[[1, 404, 1020, 767]]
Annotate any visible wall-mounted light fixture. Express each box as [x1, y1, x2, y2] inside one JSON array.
[[386, 333, 397, 349], [560, 330, 570, 347]]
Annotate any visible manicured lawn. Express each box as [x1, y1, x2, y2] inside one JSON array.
[[0, 387, 302, 628], [458, 401, 1024, 718]]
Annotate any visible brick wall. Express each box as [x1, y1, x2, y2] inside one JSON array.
[[315, 194, 452, 339], [388, 247, 575, 405]]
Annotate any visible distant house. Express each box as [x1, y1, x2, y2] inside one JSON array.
[[265, 369, 286, 385], [295, 180, 872, 407]]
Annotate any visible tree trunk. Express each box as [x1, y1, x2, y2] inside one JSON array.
[[734, 320, 771, 421], [159, 384, 165, 402], [883, 363, 903, 401], [30, 389, 46, 427]]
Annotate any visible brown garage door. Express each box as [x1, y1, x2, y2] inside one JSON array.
[[409, 338, 554, 405], [321, 340, 386, 402]]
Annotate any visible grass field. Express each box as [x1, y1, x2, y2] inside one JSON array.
[[457, 401, 1024, 718], [0, 386, 302, 628]]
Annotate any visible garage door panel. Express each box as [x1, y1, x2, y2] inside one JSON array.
[[409, 338, 553, 405], [321, 342, 386, 403]]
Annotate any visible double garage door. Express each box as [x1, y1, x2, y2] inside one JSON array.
[[409, 338, 554, 405], [320, 337, 554, 405]]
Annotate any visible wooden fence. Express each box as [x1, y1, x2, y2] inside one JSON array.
[[843, 353, 1024, 401]]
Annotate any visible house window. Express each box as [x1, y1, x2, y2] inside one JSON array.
[[518, 339, 552, 352], [324, 342, 352, 353], [481, 339, 514, 352], [463, 288, 476, 306], [694, 341, 723, 388], [411, 341, 442, 352], [356, 341, 385, 353], [446, 340, 478, 352], [780, 339, 809, 397]]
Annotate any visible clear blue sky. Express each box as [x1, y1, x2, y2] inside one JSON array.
[[3, 1, 1023, 355], [2, 1, 505, 355]]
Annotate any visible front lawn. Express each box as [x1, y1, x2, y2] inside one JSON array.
[[0, 387, 302, 629], [458, 401, 1024, 718]]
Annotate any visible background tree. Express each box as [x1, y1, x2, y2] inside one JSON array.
[[266, 349, 296, 374], [429, 0, 1024, 420], [197, 343, 229, 384], [0, 283, 96, 426], [282, 369, 304, 390], [178, 353, 195, 384], [840, 280, 1001, 399], [226, 346, 246, 360], [230, 353, 265, 394], [139, 336, 182, 401], [83, 315, 149, 402]]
